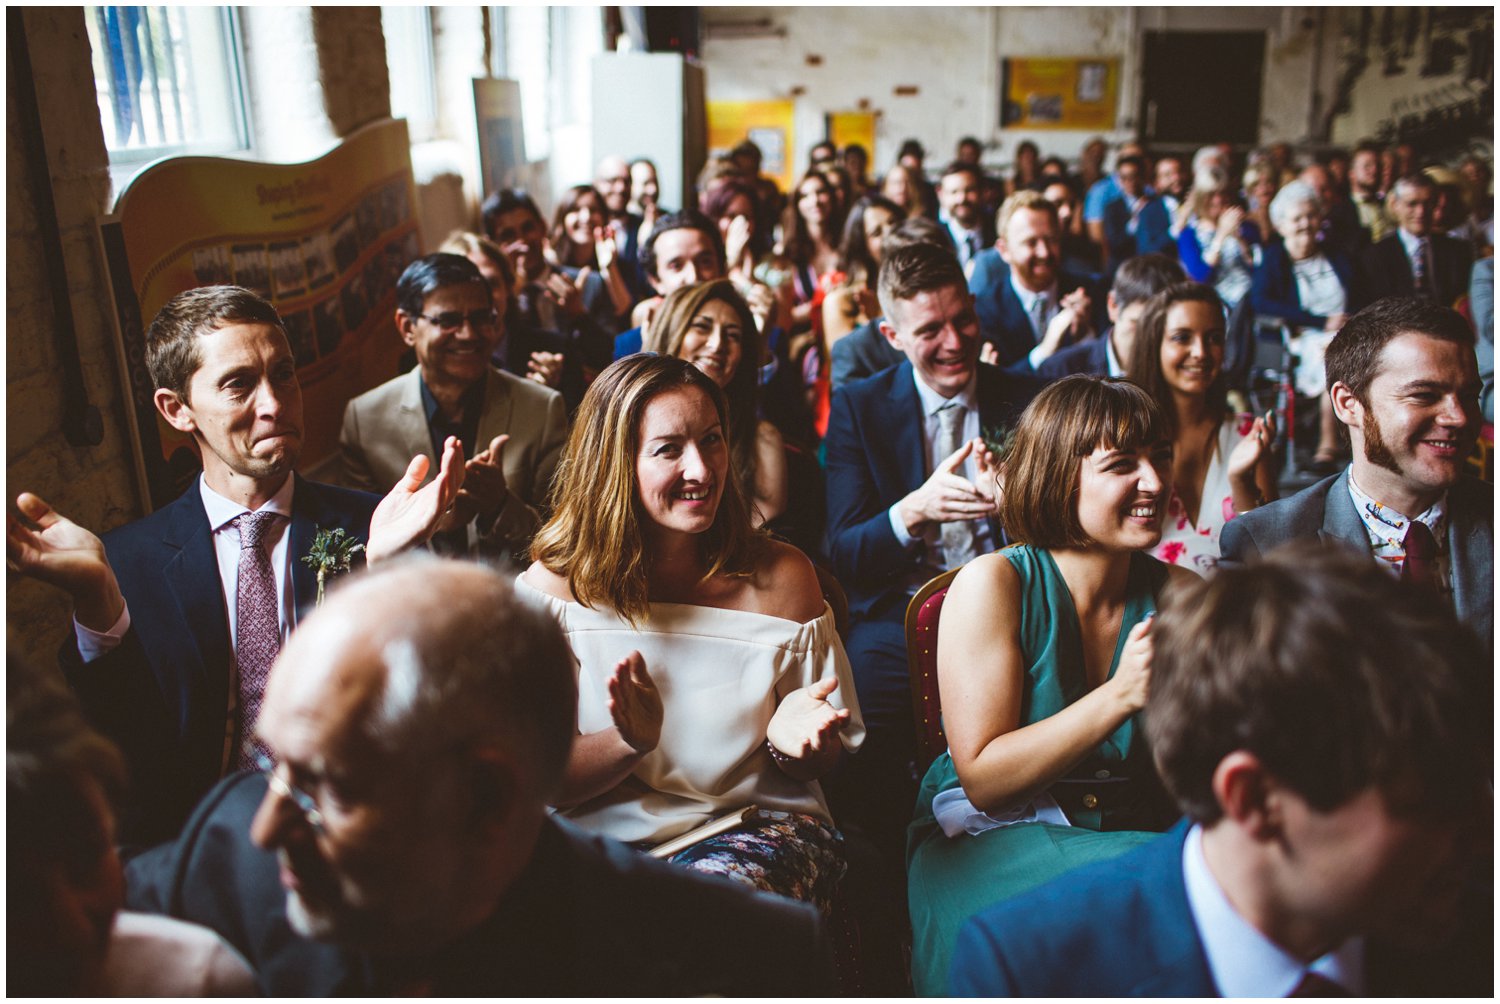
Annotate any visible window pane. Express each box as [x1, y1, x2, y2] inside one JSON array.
[[85, 5, 248, 164], [381, 5, 437, 142]]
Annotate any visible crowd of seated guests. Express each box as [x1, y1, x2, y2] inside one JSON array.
[[7, 125, 1492, 997]]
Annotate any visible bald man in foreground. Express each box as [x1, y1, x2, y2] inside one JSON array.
[[123, 558, 833, 995]]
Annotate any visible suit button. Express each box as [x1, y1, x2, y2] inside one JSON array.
[[1082, 793, 1099, 809]]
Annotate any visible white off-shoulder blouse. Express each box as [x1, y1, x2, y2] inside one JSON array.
[[516, 575, 867, 845]]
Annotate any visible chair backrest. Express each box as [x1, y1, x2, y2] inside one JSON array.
[[904, 567, 959, 772], [813, 561, 851, 645]]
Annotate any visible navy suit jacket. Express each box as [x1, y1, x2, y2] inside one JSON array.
[[1035, 328, 1115, 381], [829, 316, 904, 389], [950, 823, 1213, 996], [1249, 239, 1355, 329], [1103, 195, 1175, 262], [63, 475, 379, 844], [967, 250, 1099, 368], [1219, 470, 1492, 650], [1354, 233, 1472, 311], [125, 773, 833, 996], [825, 360, 1042, 621], [951, 818, 1493, 996]]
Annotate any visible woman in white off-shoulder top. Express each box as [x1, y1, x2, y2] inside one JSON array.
[[519, 354, 864, 912]]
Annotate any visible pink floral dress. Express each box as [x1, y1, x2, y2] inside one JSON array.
[[1152, 414, 1256, 576]]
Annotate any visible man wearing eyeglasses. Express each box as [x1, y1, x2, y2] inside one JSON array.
[[338, 253, 568, 561], [123, 558, 834, 995]]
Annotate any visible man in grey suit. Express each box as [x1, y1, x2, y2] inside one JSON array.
[[339, 254, 568, 559], [1221, 297, 1492, 649]]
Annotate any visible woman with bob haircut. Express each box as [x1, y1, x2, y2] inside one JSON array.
[[519, 354, 864, 912], [906, 375, 1195, 995], [645, 279, 788, 527], [1127, 282, 1277, 575]]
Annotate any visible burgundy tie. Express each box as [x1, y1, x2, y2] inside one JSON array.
[[1402, 519, 1438, 590], [234, 510, 282, 770], [1288, 971, 1351, 997]]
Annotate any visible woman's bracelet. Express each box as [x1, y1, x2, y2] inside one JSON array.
[[1235, 490, 1267, 515], [765, 738, 797, 766]]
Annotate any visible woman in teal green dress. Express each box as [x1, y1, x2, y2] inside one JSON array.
[[907, 376, 1197, 995]]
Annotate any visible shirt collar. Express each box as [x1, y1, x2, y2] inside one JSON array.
[[1346, 468, 1448, 540], [1396, 227, 1426, 257], [199, 471, 295, 534], [1008, 271, 1057, 312], [1105, 328, 1126, 377], [418, 371, 485, 428], [911, 367, 978, 418], [1182, 824, 1365, 996]]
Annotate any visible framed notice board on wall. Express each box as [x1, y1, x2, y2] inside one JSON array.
[[1000, 57, 1120, 131], [708, 100, 796, 192]]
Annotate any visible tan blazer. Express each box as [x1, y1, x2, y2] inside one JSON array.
[[338, 366, 568, 554]]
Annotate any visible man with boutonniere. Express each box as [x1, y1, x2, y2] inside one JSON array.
[[7, 285, 464, 845], [337, 254, 567, 562]]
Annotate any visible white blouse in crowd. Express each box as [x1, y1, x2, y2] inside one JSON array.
[[1289, 252, 1348, 397], [516, 576, 867, 845]]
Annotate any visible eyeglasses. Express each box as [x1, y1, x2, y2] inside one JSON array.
[[255, 752, 325, 834], [416, 308, 499, 332]]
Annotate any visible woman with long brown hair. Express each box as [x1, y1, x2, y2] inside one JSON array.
[[1127, 282, 1277, 574], [645, 280, 788, 526], [520, 354, 863, 913]]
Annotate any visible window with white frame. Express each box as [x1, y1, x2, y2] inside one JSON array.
[[381, 5, 438, 143], [84, 5, 249, 165]]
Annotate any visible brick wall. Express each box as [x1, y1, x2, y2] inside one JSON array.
[[7, 8, 139, 673]]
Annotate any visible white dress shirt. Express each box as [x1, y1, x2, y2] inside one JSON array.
[[886, 370, 996, 587], [1181, 824, 1365, 996], [75, 475, 298, 661]]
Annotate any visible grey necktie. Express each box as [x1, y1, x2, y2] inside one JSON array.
[[1029, 293, 1051, 341], [234, 510, 282, 771], [936, 402, 979, 569]]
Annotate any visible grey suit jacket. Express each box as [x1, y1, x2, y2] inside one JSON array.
[[338, 366, 568, 554], [1220, 469, 1493, 649]]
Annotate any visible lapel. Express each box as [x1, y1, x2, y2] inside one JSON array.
[[396, 369, 436, 466], [886, 361, 927, 493], [1318, 470, 1371, 552], [1445, 479, 1493, 639], [289, 475, 320, 621], [474, 367, 514, 453], [1125, 822, 1219, 996], [161, 485, 233, 698]]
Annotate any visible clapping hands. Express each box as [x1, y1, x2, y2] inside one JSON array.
[[766, 677, 850, 765], [607, 650, 662, 754]]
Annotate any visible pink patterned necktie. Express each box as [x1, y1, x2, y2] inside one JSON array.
[[234, 510, 283, 770]]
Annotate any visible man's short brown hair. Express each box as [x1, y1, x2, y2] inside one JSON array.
[[1324, 297, 1476, 406], [1146, 546, 1486, 825], [995, 188, 1059, 242], [999, 375, 1171, 548], [145, 285, 285, 401], [876, 241, 966, 323]]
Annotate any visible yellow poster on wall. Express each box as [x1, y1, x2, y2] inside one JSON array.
[[1000, 58, 1119, 131], [708, 99, 796, 192], [827, 111, 877, 159], [101, 118, 419, 510]]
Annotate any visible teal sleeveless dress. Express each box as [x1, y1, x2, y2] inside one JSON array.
[[906, 546, 1178, 996]]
